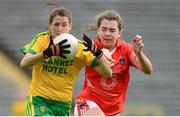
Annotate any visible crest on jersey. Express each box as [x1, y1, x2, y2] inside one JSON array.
[[40, 106, 46, 113], [119, 57, 125, 65], [80, 103, 85, 109]]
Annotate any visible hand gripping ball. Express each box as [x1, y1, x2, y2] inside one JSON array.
[[53, 33, 79, 59]]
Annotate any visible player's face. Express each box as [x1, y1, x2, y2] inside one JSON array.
[[49, 15, 72, 37], [98, 19, 120, 50]]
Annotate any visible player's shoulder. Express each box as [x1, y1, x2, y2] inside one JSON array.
[[116, 39, 133, 54], [31, 31, 51, 44], [34, 31, 50, 39], [117, 39, 131, 47]]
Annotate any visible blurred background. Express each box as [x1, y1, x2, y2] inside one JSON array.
[[0, 0, 180, 116]]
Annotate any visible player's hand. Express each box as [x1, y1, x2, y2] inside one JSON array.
[[82, 34, 103, 58], [132, 35, 144, 55], [102, 48, 116, 66], [43, 37, 71, 59]]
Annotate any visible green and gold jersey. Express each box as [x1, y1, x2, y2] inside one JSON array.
[[20, 31, 98, 104]]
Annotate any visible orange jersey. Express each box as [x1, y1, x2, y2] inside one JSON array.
[[76, 39, 138, 115]]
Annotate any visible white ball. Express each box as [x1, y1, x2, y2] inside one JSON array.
[[53, 33, 78, 59]]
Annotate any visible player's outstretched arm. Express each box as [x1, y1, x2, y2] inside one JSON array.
[[131, 35, 153, 75], [82, 34, 112, 78]]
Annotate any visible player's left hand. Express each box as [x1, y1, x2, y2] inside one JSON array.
[[82, 34, 103, 58], [132, 35, 144, 55]]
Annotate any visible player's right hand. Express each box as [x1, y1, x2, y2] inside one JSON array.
[[132, 35, 144, 55], [43, 37, 71, 59]]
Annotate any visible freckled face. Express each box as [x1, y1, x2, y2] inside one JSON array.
[[49, 15, 72, 37], [98, 19, 121, 50]]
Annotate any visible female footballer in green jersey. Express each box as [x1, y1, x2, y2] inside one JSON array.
[[20, 5, 112, 116]]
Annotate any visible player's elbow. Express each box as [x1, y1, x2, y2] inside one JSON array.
[[143, 66, 153, 75], [20, 60, 25, 69], [20, 59, 28, 69], [144, 70, 152, 75]]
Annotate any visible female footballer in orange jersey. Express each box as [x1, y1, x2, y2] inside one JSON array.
[[20, 5, 112, 116], [74, 10, 153, 116]]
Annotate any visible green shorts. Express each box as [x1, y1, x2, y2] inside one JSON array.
[[25, 95, 71, 116]]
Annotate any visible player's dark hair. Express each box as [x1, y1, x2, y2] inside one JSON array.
[[48, 3, 72, 24]]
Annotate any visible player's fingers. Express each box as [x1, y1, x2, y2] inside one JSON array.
[[138, 43, 144, 49], [94, 45, 97, 54], [136, 35, 142, 39], [60, 53, 67, 59], [103, 54, 116, 64], [61, 44, 71, 49], [133, 35, 142, 43], [61, 49, 71, 54], [137, 40, 143, 46], [110, 58, 116, 63], [83, 34, 91, 43], [91, 41, 95, 52], [51, 45, 55, 55], [55, 45, 60, 55], [83, 48, 89, 51], [83, 41, 89, 47], [59, 39, 68, 45]]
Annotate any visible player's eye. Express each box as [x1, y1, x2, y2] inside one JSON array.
[[62, 24, 67, 27], [101, 28, 107, 32], [110, 29, 116, 33], [54, 23, 60, 26], [62, 22, 68, 27]]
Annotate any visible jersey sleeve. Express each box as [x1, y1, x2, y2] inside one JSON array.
[[83, 50, 99, 68], [20, 43, 31, 55], [76, 40, 98, 68], [20, 33, 49, 55]]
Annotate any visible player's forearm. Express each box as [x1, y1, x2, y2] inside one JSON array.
[[95, 55, 112, 78], [137, 52, 153, 75], [20, 52, 44, 69]]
